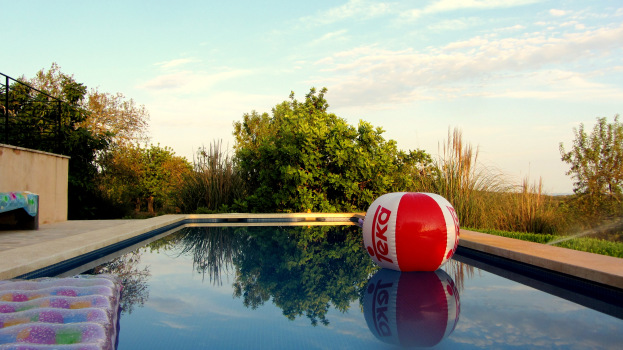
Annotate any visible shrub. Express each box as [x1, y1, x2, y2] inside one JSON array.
[[177, 140, 245, 213], [233, 88, 431, 212]]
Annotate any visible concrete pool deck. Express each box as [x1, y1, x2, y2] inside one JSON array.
[[0, 214, 622, 290]]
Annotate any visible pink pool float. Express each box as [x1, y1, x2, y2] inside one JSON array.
[[0, 275, 122, 350]]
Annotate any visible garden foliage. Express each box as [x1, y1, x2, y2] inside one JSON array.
[[98, 143, 191, 215], [177, 140, 244, 213], [233, 88, 431, 212], [1, 66, 112, 218]]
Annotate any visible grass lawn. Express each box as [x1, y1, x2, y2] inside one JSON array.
[[467, 228, 623, 258]]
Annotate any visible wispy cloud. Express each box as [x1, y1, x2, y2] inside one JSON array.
[[148, 296, 195, 315], [311, 29, 349, 45], [159, 320, 194, 330], [497, 24, 526, 32], [313, 23, 623, 106], [549, 9, 568, 17], [426, 17, 482, 32], [443, 36, 488, 50], [301, 0, 392, 25], [154, 58, 200, 69], [426, 0, 540, 12], [487, 70, 623, 101], [450, 299, 623, 349], [402, 0, 540, 21], [138, 69, 251, 92]]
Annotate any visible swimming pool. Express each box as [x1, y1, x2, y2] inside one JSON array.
[[16, 224, 623, 349]]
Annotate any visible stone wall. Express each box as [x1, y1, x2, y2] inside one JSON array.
[[0, 144, 69, 224]]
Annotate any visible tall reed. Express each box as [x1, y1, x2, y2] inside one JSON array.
[[177, 140, 245, 213], [499, 176, 565, 234], [417, 128, 510, 229]]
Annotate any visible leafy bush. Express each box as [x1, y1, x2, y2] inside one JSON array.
[[98, 144, 191, 215], [233, 88, 431, 212]]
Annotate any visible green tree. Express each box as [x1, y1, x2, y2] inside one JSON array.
[[98, 144, 191, 215], [85, 89, 149, 146], [16, 64, 159, 218], [233, 88, 431, 212], [28, 63, 149, 147], [1, 66, 113, 218], [560, 115, 623, 219]]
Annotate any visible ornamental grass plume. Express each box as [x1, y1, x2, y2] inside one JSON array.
[[177, 140, 245, 213], [417, 128, 510, 229]]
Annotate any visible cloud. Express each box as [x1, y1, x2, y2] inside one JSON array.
[[402, 0, 539, 21], [426, 17, 482, 32], [154, 58, 200, 69], [312, 23, 623, 106], [138, 69, 252, 92], [497, 24, 526, 32], [549, 9, 568, 17], [148, 296, 195, 315], [311, 29, 349, 45], [560, 20, 579, 27], [486, 70, 623, 101], [148, 293, 249, 319], [159, 320, 194, 330], [443, 36, 488, 50], [450, 300, 623, 349], [301, 0, 392, 25], [425, 0, 539, 12]]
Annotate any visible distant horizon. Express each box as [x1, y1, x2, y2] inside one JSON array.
[[3, 0, 622, 194]]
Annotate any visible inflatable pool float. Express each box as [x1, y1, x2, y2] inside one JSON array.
[[362, 192, 460, 271], [0, 275, 121, 350]]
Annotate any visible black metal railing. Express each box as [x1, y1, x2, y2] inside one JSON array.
[[1, 72, 65, 153]]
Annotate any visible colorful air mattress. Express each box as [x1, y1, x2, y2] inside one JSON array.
[[0, 192, 38, 217], [0, 275, 122, 350]]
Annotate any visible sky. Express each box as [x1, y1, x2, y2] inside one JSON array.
[[2, 0, 622, 194]]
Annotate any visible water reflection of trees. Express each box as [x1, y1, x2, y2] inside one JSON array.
[[88, 224, 474, 324], [164, 225, 474, 326], [88, 249, 151, 315], [171, 226, 245, 285], [231, 225, 377, 326], [444, 259, 476, 292]]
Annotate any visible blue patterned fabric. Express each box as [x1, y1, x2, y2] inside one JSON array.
[[0, 192, 38, 217]]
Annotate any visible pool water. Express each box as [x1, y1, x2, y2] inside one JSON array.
[[70, 225, 623, 348]]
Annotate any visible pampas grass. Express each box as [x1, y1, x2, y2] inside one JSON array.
[[417, 128, 566, 233], [417, 128, 510, 229]]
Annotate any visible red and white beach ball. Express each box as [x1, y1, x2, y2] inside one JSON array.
[[363, 268, 461, 347], [362, 192, 460, 271]]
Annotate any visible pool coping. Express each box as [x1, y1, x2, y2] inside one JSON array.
[[0, 213, 622, 290], [458, 229, 623, 289]]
